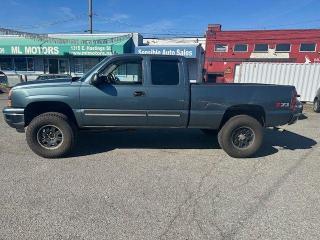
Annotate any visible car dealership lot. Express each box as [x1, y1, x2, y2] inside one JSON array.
[[0, 94, 319, 240]]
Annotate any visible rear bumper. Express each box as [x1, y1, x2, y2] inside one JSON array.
[[288, 104, 303, 125], [288, 112, 300, 125], [2, 107, 25, 130]]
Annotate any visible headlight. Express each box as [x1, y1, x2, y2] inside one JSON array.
[[7, 89, 12, 107]]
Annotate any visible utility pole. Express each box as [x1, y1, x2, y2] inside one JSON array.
[[88, 0, 93, 34]]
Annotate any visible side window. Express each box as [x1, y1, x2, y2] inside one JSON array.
[[101, 60, 143, 85], [151, 60, 179, 85]]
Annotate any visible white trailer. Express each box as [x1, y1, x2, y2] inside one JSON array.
[[234, 63, 320, 102]]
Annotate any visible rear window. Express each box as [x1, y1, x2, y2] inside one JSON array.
[[151, 60, 179, 85]]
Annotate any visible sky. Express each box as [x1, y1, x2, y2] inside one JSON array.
[[0, 0, 320, 36]]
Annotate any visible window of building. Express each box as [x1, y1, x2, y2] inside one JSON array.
[[207, 73, 224, 83], [14, 57, 34, 71], [234, 44, 248, 52], [300, 43, 316, 52], [214, 44, 228, 52], [27, 58, 34, 71], [276, 43, 291, 52], [254, 44, 269, 52], [0, 58, 13, 71], [59, 59, 69, 73], [74, 58, 99, 74], [14, 58, 27, 71], [151, 60, 179, 85]]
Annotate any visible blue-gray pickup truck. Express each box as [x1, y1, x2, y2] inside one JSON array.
[[3, 54, 301, 158]]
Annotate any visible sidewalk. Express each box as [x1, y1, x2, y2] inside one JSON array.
[[0, 93, 8, 100]]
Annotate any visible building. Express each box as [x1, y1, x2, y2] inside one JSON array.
[[135, 37, 206, 82], [0, 31, 142, 80], [204, 24, 320, 83]]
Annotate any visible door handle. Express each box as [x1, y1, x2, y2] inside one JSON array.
[[133, 91, 145, 97]]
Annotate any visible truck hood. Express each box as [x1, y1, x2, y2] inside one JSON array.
[[14, 78, 72, 89]]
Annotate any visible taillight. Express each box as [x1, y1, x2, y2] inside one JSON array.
[[290, 89, 298, 111]]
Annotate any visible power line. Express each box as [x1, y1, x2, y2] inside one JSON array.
[[5, 14, 86, 31]]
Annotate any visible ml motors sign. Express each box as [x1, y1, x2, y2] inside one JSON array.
[[0, 36, 130, 56], [135, 45, 199, 58], [0, 45, 114, 56]]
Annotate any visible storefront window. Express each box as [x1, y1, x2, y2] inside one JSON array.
[[0, 58, 13, 71], [14, 58, 27, 71], [44, 58, 69, 74], [14, 57, 34, 71], [59, 59, 69, 73], [74, 58, 100, 74], [27, 58, 34, 71]]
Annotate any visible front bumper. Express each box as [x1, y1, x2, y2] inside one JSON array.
[[2, 107, 25, 130]]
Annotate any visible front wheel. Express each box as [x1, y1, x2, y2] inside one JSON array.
[[26, 113, 76, 158], [218, 115, 263, 158], [313, 98, 320, 113]]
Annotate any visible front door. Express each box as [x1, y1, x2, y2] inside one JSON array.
[[48, 59, 59, 74], [79, 57, 147, 127]]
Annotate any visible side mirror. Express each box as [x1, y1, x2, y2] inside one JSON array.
[[90, 73, 100, 85]]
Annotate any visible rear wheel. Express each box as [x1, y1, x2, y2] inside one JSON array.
[[313, 98, 320, 113], [218, 115, 263, 158], [26, 112, 76, 158]]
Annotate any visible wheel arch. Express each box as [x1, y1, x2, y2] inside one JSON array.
[[219, 104, 266, 129], [24, 101, 78, 127]]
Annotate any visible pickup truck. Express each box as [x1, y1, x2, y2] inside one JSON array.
[[3, 54, 300, 158]]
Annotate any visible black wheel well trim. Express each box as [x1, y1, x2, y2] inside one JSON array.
[[24, 101, 78, 127], [219, 104, 266, 129]]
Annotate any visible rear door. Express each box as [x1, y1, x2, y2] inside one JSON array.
[[144, 57, 189, 127]]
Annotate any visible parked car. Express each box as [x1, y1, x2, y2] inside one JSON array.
[[314, 88, 320, 113], [3, 54, 301, 158], [36, 74, 72, 81]]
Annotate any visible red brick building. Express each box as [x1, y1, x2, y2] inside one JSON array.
[[204, 24, 320, 83]]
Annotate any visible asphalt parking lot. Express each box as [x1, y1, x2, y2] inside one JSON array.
[[0, 94, 319, 240]]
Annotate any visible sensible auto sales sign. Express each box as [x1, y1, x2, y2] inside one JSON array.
[[135, 46, 199, 58]]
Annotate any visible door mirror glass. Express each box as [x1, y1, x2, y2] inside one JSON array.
[[90, 73, 100, 85]]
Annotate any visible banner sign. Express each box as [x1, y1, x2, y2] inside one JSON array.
[[0, 44, 114, 56], [0, 37, 130, 56], [135, 45, 199, 58]]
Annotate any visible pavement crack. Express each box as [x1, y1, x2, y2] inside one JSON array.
[[158, 160, 222, 239]]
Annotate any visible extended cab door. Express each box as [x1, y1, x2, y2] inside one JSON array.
[[79, 56, 148, 127], [144, 57, 190, 127]]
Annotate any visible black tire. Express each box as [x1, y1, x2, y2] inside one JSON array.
[[313, 98, 320, 113], [26, 112, 76, 158], [218, 115, 263, 158], [201, 129, 218, 135]]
